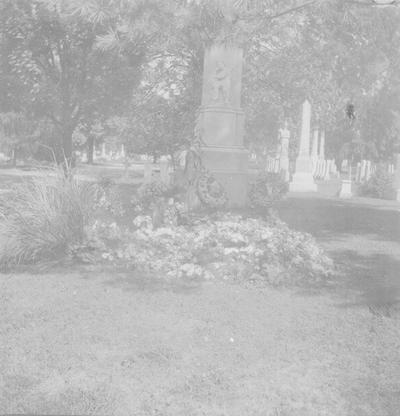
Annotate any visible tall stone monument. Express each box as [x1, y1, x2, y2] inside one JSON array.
[[311, 127, 319, 176], [289, 100, 317, 192], [198, 44, 248, 205], [319, 129, 326, 160]]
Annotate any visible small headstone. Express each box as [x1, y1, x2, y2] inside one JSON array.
[[274, 158, 280, 173], [365, 160, 372, 181], [324, 160, 332, 181], [279, 122, 290, 182], [339, 179, 352, 198], [331, 160, 338, 176], [320, 160, 326, 178], [319, 130, 326, 160], [143, 160, 152, 183], [160, 160, 170, 185], [360, 160, 367, 182], [355, 162, 361, 183]]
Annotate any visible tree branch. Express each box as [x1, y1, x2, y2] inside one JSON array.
[[266, 0, 319, 21]]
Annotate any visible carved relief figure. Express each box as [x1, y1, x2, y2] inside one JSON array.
[[212, 60, 231, 104], [218, 0, 249, 24]]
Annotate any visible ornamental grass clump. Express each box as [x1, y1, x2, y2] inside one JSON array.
[[0, 168, 98, 268]]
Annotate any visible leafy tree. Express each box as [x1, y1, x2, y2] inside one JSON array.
[[0, 0, 158, 166], [124, 93, 194, 163], [241, 0, 400, 160], [2, 0, 400, 168]]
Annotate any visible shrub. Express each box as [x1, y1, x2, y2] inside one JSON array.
[[135, 180, 183, 207], [98, 174, 115, 190], [0, 168, 98, 268], [95, 178, 126, 219], [135, 180, 170, 208], [358, 165, 395, 200], [248, 172, 288, 210]]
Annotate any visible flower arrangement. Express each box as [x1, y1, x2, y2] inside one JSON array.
[[132, 180, 187, 227], [101, 213, 333, 286]]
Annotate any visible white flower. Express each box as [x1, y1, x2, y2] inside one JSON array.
[[224, 247, 239, 255]]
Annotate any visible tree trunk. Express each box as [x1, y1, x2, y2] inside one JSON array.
[[87, 134, 95, 164], [12, 146, 17, 167], [61, 127, 75, 175]]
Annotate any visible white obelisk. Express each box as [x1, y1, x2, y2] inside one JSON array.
[[289, 100, 317, 192]]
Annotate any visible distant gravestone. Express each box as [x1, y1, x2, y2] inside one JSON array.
[[143, 160, 152, 183], [339, 179, 352, 199], [319, 130, 326, 160], [160, 159, 170, 185], [355, 162, 362, 183], [311, 128, 319, 160], [324, 160, 332, 181], [360, 160, 367, 182], [331, 161, 337, 176], [395, 154, 400, 201], [279, 122, 290, 182], [365, 160, 372, 181]]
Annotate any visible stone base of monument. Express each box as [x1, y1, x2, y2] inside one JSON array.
[[212, 171, 248, 207], [339, 179, 352, 199], [289, 172, 317, 192], [289, 154, 317, 192], [201, 146, 249, 207]]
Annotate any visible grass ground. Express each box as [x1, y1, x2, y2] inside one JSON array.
[[1, 172, 400, 415], [278, 197, 400, 311], [1, 268, 400, 416], [0, 162, 143, 185]]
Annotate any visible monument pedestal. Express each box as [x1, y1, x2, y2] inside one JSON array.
[[201, 146, 248, 206], [289, 155, 317, 192], [289, 172, 317, 192]]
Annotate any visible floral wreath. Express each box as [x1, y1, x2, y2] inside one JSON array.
[[184, 125, 228, 208], [196, 171, 228, 208]]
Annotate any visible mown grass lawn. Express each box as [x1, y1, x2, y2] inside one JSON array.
[[1, 267, 400, 416], [1, 175, 399, 416]]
